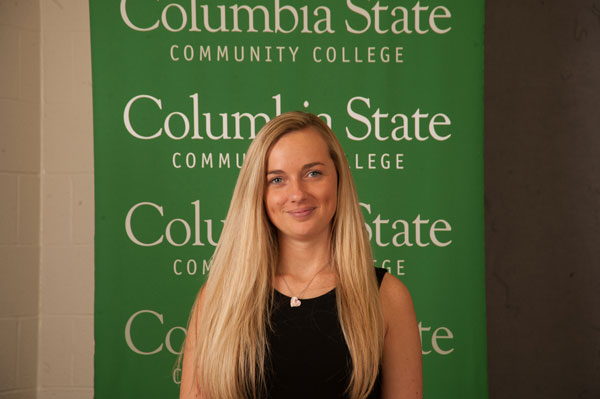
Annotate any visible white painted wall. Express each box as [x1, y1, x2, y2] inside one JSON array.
[[0, 1, 94, 398], [0, 0, 41, 398]]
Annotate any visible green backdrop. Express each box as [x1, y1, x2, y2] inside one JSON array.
[[90, 0, 486, 397]]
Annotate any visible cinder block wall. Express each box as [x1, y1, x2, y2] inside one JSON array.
[[38, 0, 94, 398], [0, 0, 41, 398], [0, 1, 94, 398]]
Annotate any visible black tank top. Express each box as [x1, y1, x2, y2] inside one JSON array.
[[265, 267, 387, 399]]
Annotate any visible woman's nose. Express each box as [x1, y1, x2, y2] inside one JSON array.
[[288, 178, 307, 202]]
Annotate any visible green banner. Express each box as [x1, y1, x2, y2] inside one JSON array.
[[90, 1, 486, 397]]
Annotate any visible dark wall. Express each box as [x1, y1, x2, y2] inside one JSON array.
[[485, 0, 600, 397]]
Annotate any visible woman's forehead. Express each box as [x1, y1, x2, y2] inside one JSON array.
[[267, 129, 332, 169]]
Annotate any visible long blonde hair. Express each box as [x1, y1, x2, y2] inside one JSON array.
[[189, 111, 384, 399]]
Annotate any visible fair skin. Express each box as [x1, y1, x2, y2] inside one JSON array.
[[264, 128, 339, 295], [180, 127, 422, 398], [180, 287, 204, 398], [379, 273, 423, 399], [264, 128, 422, 398]]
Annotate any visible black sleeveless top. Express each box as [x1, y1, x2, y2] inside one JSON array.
[[265, 267, 387, 399]]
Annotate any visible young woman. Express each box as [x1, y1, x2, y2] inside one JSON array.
[[180, 112, 422, 399]]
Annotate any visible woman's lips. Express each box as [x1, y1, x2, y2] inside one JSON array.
[[287, 207, 316, 218]]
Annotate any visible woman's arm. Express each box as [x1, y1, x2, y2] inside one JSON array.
[[179, 288, 206, 399], [380, 273, 423, 399]]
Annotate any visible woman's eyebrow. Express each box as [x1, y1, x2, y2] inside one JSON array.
[[266, 162, 325, 175], [303, 162, 325, 169]]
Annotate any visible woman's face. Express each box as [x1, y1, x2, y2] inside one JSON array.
[[264, 127, 338, 243]]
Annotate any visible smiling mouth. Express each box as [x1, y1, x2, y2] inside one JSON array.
[[287, 207, 316, 218]]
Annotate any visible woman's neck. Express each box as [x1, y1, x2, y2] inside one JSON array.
[[276, 233, 332, 279]]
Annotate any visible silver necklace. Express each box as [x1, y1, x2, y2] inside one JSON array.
[[279, 264, 330, 308]]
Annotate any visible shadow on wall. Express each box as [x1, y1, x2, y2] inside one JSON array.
[[484, 1, 600, 398]]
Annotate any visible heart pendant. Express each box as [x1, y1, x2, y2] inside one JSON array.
[[290, 296, 301, 307]]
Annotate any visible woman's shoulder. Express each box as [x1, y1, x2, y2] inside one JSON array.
[[379, 272, 413, 304], [373, 267, 415, 327], [377, 271, 422, 398], [378, 271, 416, 331]]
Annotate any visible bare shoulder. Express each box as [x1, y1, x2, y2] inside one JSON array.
[[379, 273, 415, 330], [378, 273, 423, 398], [180, 285, 207, 399], [380, 272, 412, 300]]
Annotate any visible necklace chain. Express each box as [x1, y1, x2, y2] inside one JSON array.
[[279, 263, 330, 308]]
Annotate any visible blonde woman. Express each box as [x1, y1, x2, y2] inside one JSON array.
[[180, 111, 422, 399]]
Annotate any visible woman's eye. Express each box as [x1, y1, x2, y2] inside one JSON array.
[[270, 177, 283, 184], [307, 170, 322, 177]]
